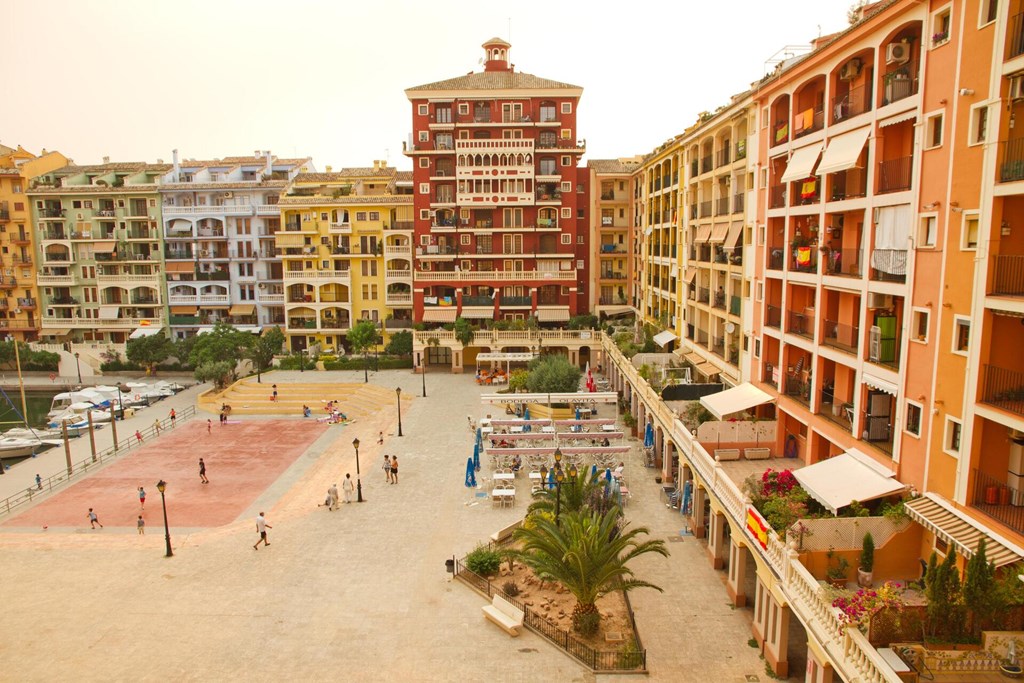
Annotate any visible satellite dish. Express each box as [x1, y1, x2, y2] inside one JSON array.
[[725, 322, 736, 333]]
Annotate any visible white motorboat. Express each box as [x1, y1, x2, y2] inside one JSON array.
[[0, 436, 50, 459], [47, 389, 109, 418]]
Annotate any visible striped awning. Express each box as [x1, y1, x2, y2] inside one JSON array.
[[725, 222, 744, 249], [92, 241, 117, 253], [684, 267, 697, 283], [422, 308, 457, 323], [229, 304, 256, 316], [695, 224, 712, 243], [710, 223, 730, 242], [460, 307, 495, 320], [905, 493, 1024, 568], [536, 308, 570, 322], [879, 111, 916, 128], [695, 361, 720, 377]]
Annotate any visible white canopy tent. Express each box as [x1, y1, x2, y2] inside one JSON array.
[[700, 382, 774, 420], [129, 327, 161, 340], [793, 449, 906, 515], [652, 330, 677, 348]]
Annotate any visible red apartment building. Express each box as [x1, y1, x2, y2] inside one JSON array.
[[404, 38, 587, 326]]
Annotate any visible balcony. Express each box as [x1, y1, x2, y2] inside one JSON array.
[[819, 388, 854, 432], [769, 185, 786, 209], [823, 320, 859, 354], [823, 248, 862, 277], [500, 295, 532, 307], [765, 305, 781, 329], [386, 269, 411, 280], [733, 193, 744, 214], [793, 108, 824, 138], [773, 122, 789, 146], [700, 155, 712, 174], [971, 468, 1024, 535], [711, 336, 725, 357], [881, 64, 919, 105], [989, 254, 1024, 296], [867, 326, 901, 370], [878, 156, 912, 193], [999, 139, 1024, 183], [768, 249, 784, 271], [690, 160, 698, 178], [831, 84, 872, 124], [785, 374, 810, 406], [715, 148, 731, 167], [729, 295, 741, 316], [830, 168, 867, 201], [38, 273, 75, 285], [416, 270, 573, 282], [0, 209, 8, 221], [762, 362, 778, 389], [39, 208, 65, 218], [15, 297, 36, 309], [697, 287, 710, 305], [786, 311, 813, 340], [48, 296, 79, 306], [981, 364, 1024, 418], [698, 201, 712, 218], [41, 230, 67, 240], [869, 249, 907, 283], [715, 197, 729, 216], [462, 295, 494, 307], [599, 271, 627, 280], [790, 246, 818, 274]]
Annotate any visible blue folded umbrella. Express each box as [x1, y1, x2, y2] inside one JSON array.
[[644, 422, 654, 448], [472, 443, 480, 472], [575, 407, 581, 421], [465, 457, 477, 488]]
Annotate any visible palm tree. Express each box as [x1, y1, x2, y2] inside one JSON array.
[[513, 506, 668, 633], [527, 469, 619, 519]]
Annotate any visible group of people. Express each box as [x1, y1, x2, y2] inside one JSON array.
[[474, 369, 507, 385], [319, 474, 356, 510], [382, 455, 399, 484], [316, 400, 349, 424]]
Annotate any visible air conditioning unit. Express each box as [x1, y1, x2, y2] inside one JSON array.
[[867, 292, 892, 309], [222, 192, 233, 198], [1010, 428, 1024, 444], [869, 325, 882, 361], [886, 43, 910, 65], [839, 59, 863, 81], [1010, 75, 1024, 101]]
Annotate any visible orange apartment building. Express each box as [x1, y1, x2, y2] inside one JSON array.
[[587, 158, 640, 319]]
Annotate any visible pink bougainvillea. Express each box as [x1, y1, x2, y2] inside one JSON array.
[[760, 468, 798, 497], [832, 582, 905, 630]]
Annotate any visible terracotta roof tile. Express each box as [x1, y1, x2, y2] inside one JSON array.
[[277, 195, 412, 206], [588, 159, 643, 174], [407, 70, 581, 93]]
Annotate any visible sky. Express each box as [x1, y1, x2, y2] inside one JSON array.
[[2, 0, 854, 170]]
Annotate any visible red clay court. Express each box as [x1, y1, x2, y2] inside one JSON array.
[[4, 419, 329, 529]]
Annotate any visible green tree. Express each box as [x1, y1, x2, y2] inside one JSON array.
[[385, 330, 412, 357], [567, 313, 598, 330], [453, 317, 475, 347], [126, 333, 174, 375], [925, 549, 965, 641], [246, 326, 285, 383], [525, 354, 582, 394], [513, 507, 668, 633], [507, 368, 529, 393], [348, 319, 378, 383], [963, 539, 1001, 637], [188, 322, 254, 385], [194, 360, 235, 390], [527, 468, 620, 519]]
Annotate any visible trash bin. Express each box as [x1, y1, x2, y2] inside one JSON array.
[[445, 559, 455, 574]]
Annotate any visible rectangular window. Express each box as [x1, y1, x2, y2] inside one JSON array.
[[560, 129, 572, 140], [761, 107, 768, 129], [561, 181, 572, 193], [418, 131, 429, 142], [458, 103, 468, 115], [360, 261, 378, 276], [418, 158, 429, 168], [932, 6, 952, 46], [577, 209, 585, 219], [560, 234, 571, 244], [560, 208, 572, 218], [912, 308, 929, 342], [919, 215, 937, 248], [355, 212, 367, 222], [757, 225, 766, 245], [419, 209, 430, 220], [962, 213, 979, 250], [905, 402, 922, 436], [925, 112, 944, 149], [418, 104, 428, 116], [561, 156, 571, 166], [969, 104, 990, 146], [944, 417, 962, 454], [953, 316, 970, 354], [561, 102, 572, 114], [755, 281, 763, 301], [72, 200, 82, 209], [368, 211, 379, 221], [980, 0, 998, 25], [460, 234, 470, 245], [419, 183, 429, 194]]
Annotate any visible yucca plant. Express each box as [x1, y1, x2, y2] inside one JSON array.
[[513, 506, 668, 633]]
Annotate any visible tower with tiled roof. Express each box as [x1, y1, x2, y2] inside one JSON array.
[[404, 39, 587, 358]]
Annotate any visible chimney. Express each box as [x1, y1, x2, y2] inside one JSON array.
[[325, 165, 332, 173], [102, 156, 110, 164], [264, 150, 272, 178], [172, 149, 180, 181], [156, 158, 163, 164]]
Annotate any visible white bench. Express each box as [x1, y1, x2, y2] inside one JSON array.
[[714, 448, 741, 461], [490, 519, 522, 543], [744, 447, 771, 460], [482, 594, 524, 636]]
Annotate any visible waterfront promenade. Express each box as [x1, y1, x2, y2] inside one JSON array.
[[0, 369, 779, 682]]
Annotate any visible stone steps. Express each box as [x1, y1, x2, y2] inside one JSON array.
[[205, 380, 395, 418]]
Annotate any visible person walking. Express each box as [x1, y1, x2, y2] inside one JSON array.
[[35, 473, 42, 491], [382, 455, 392, 484], [219, 410, 226, 426], [87, 508, 103, 529], [342, 473, 354, 503], [207, 419, 212, 434], [169, 408, 176, 427], [390, 456, 398, 485], [154, 418, 162, 435], [377, 431, 384, 445], [137, 515, 145, 535], [271, 384, 278, 402], [138, 486, 146, 510], [199, 458, 209, 484], [253, 511, 271, 549], [328, 483, 339, 511], [135, 430, 143, 445]]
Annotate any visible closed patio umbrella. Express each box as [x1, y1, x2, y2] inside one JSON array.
[[644, 422, 654, 449], [472, 443, 480, 472], [465, 457, 477, 488], [575, 406, 581, 421]]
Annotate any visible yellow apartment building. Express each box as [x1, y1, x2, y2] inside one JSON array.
[[276, 162, 414, 353], [587, 158, 640, 318], [0, 145, 69, 341]]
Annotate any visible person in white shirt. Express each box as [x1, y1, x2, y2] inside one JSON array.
[[342, 473, 355, 503], [253, 512, 271, 550], [328, 483, 339, 511]]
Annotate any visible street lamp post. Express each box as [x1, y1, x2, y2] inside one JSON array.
[[421, 354, 427, 397], [74, 351, 82, 385], [395, 387, 403, 437], [156, 479, 173, 557], [352, 437, 364, 502], [553, 447, 564, 524], [299, 348, 305, 373]]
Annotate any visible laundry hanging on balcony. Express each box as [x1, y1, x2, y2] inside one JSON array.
[[871, 204, 911, 276]]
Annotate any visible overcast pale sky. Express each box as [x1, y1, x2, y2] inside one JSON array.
[[2, 0, 853, 169]]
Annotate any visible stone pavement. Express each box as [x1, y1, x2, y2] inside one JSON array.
[[0, 369, 786, 682]]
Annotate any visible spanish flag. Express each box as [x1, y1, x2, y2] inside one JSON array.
[[746, 507, 769, 549]]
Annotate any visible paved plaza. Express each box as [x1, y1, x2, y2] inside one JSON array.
[[0, 369, 786, 682]]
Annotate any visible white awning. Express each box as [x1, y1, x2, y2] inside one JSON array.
[[460, 307, 494, 320], [905, 493, 1024, 568], [879, 111, 916, 128], [695, 361, 721, 377], [476, 352, 536, 363], [129, 327, 161, 339], [700, 382, 774, 419], [422, 308, 457, 323], [236, 326, 263, 334], [779, 142, 824, 183], [653, 330, 676, 347], [862, 372, 899, 396], [98, 306, 121, 320], [793, 449, 906, 515], [536, 308, 570, 322], [816, 127, 871, 175]]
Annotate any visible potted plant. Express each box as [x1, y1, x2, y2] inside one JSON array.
[[826, 547, 850, 588], [858, 532, 874, 588]]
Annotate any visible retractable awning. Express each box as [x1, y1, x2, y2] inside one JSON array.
[[684, 267, 698, 284], [684, 352, 704, 366], [228, 304, 255, 316], [863, 372, 899, 396], [653, 330, 676, 347], [779, 142, 824, 183], [43, 328, 71, 337], [793, 449, 905, 515], [422, 308, 457, 323], [695, 224, 712, 242], [92, 241, 117, 253], [816, 127, 871, 176], [536, 308, 570, 322], [700, 382, 774, 419], [904, 493, 1024, 568], [710, 223, 730, 242], [725, 222, 744, 250], [164, 262, 195, 273], [170, 306, 198, 314], [879, 111, 916, 128], [695, 361, 720, 377], [129, 327, 161, 339], [477, 352, 536, 363], [98, 306, 120, 320], [460, 307, 494, 320]]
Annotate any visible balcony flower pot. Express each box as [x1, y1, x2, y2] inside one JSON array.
[[985, 484, 999, 505], [1001, 486, 1012, 505], [1002, 664, 1023, 679]]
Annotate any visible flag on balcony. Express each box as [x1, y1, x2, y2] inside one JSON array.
[[796, 247, 812, 268], [745, 507, 769, 549]]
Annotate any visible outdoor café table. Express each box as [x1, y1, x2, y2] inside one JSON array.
[[491, 488, 516, 504], [541, 426, 555, 434], [509, 426, 525, 433], [481, 426, 494, 435], [601, 424, 616, 432], [528, 471, 543, 480], [493, 472, 515, 481]]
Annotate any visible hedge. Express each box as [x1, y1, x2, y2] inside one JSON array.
[[323, 356, 413, 371]]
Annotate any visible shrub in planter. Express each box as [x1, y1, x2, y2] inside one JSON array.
[[465, 544, 501, 576], [574, 610, 601, 636], [502, 581, 520, 597], [858, 532, 875, 587]]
